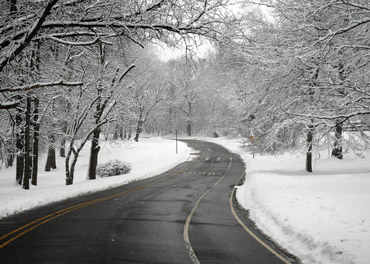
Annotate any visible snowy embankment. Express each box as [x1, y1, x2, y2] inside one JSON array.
[[203, 137, 370, 264], [0, 138, 191, 219]]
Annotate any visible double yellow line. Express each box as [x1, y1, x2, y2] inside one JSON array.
[[0, 170, 185, 249]]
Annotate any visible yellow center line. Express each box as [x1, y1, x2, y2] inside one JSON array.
[[0, 170, 186, 249], [229, 172, 292, 264]]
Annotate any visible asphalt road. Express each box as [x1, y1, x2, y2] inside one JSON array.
[[0, 140, 298, 264]]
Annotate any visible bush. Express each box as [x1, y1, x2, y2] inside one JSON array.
[[96, 159, 131, 177]]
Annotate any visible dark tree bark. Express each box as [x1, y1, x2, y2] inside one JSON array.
[[15, 110, 24, 185], [23, 96, 31, 190], [134, 114, 143, 142], [30, 39, 41, 185], [113, 126, 119, 140], [87, 128, 101, 180], [305, 67, 318, 172], [87, 41, 104, 180], [186, 101, 192, 136], [66, 150, 77, 185], [60, 120, 67, 157], [119, 127, 123, 140], [7, 153, 15, 167], [331, 121, 343, 159], [9, 0, 17, 14], [45, 134, 56, 171], [31, 97, 40, 185], [65, 142, 75, 185], [186, 119, 192, 137], [5, 137, 15, 167], [331, 61, 346, 160], [305, 124, 314, 173]]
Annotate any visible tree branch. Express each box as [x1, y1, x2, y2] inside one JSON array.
[[0, 0, 60, 73], [0, 80, 83, 93], [0, 100, 21, 110], [46, 36, 103, 46]]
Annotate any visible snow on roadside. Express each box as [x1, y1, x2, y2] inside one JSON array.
[[0, 138, 191, 219], [202, 137, 370, 264]]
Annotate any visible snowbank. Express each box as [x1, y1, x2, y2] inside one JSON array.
[[0, 138, 191, 219], [202, 137, 370, 264]]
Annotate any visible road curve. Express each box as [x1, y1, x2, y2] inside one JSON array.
[[0, 140, 298, 264]]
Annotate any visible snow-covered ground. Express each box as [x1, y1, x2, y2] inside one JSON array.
[[1, 136, 369, 264], [204, 137, 370, 264], [0, 137, 191, 219]]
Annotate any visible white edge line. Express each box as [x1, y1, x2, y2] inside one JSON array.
[[183, 156, 233, 264], [229, 173, 292, 264]]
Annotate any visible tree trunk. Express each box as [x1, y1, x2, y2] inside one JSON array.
[[7, 154, 15, 167], [113, 125, 119, 140], [119, 127, 123, 140], [134, 110, 143, 142], [31, 97, 40, 185], [68, 157, 79, 185], [134, 121, 142, 142], [15, 111, 24, 185], [23, 96, 31, 190], [186, 119, 192, 136], [66, 172, 73, 185], [66, 148, 79, 185], [6, 138, 15, 167], [65, 146, 74, 185], [66, 165, 74, 185], [45, 134, 56, 171], [87, 128, 101, 180], [60, 120, 67, 157], [60, 139, 66, 157], [305, 125, 314, 172], [9, 0, 17, 16], [331, 121, 343, 159]]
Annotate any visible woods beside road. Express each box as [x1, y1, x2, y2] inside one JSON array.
[[1, 1, 370, 189], [1, 1, 370, 263], [1, 137, 370, 264]]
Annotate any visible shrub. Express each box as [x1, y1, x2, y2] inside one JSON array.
[[96, 159, 131, 177]]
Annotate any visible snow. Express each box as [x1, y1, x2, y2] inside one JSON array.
[[1, 135, 370, 264], [0, 137, 192, 219], [202, 137, 370, 264]]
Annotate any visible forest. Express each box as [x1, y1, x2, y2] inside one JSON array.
[[1, 0, 369, 189]]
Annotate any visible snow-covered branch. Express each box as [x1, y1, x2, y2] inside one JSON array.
[[115, 64, 136, 87], [286, 110, 370, 123], [0, 100, 21, 110], [315, 19, 370, 45], [41, 21, 204, 35], [0, 0, 60, 73], [46, 36, 103, 46], [0, 80, 83, 93]]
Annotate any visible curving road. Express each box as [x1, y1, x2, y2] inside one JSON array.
[[0, 140, 298, 264]]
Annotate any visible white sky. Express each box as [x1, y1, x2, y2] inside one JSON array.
[[152, 3, 274, 62], [153, 39, 216, 62]]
